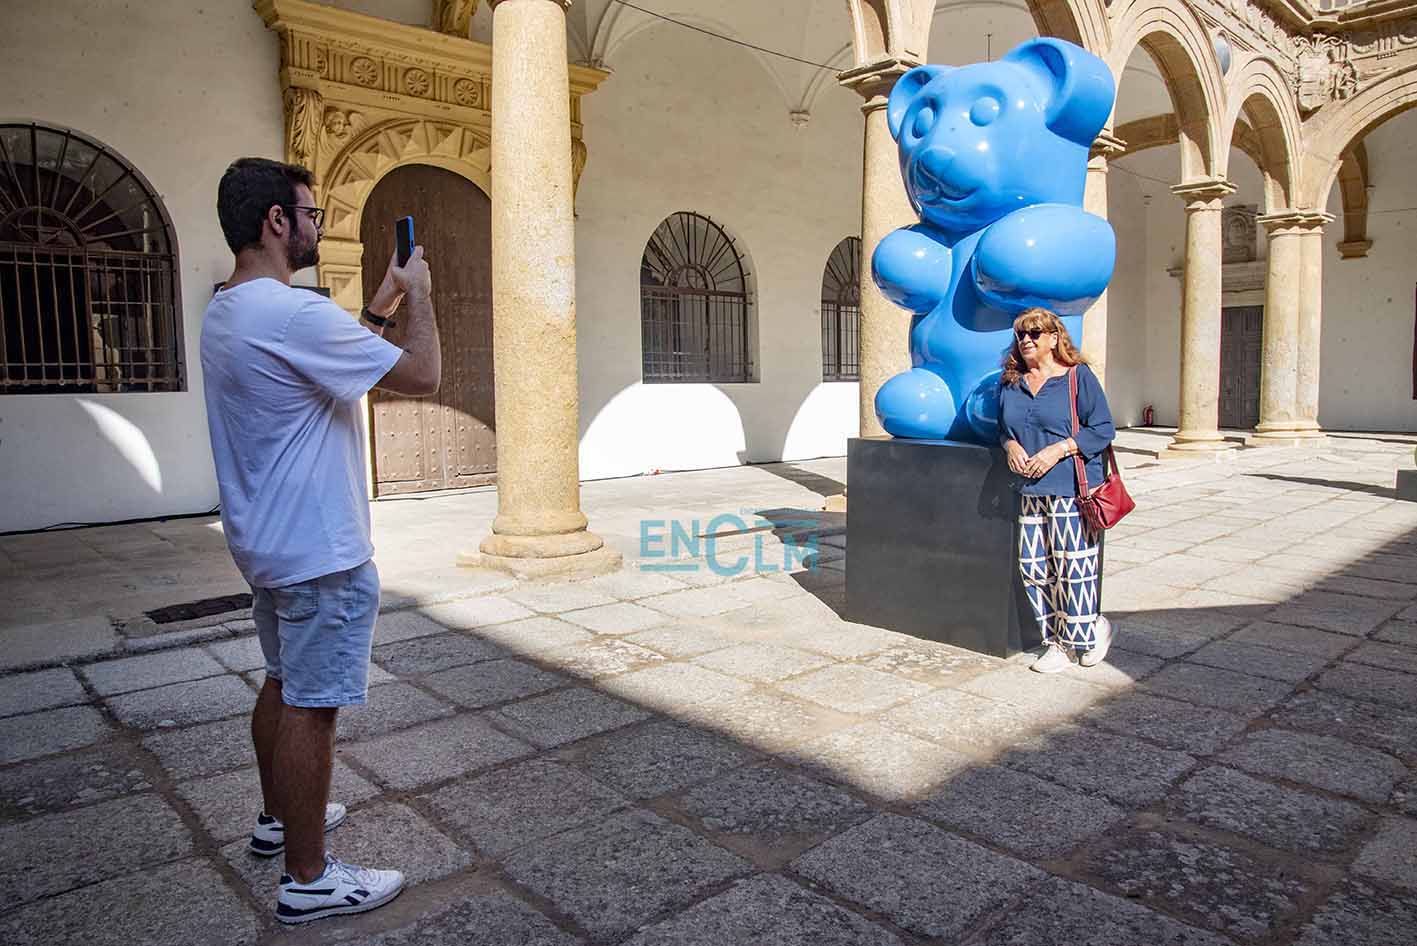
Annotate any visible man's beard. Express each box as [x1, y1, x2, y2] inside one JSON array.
[[286, 230, 319, 270]]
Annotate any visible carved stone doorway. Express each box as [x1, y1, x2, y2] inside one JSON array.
[[1219, 305, 1263, 430], [361, 164, 496, 496]]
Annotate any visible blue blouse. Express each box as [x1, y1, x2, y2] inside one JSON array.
[[998, 363, 1116, 497]]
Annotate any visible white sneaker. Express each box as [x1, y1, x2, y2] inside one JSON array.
[[249, 802, 348, 857], [1030, 641, 1073, 674], [1079, 616, 1113, 668], [276, 854, 404, 925]]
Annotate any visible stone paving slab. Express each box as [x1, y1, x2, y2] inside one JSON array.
[[671, 761, 874, 860], [791, 813, 1044, 941], [690, 642, 832, 683], [623, 873, 904, 946], [787, 721, 974, 802], [177, 760, 379, 844], [0, 793, 194, 905], [342, 714, 533, 791], [1228, 621, 1357, 658], [914, 763, 1128, 859], [1220, 729, 1408, 802], [507, 582, 619, 614], [81, 646, 226, 696], [1268, 690, 1417, 762], [371, 631, 510, 675], [1000, 724, 1196, 807], [542, 637, 668, 680], [1315, 661, 1417, 711], [559, 602, 667, 635], [976, 874, 1235, 946], [205, 633, 267, 672], [0, 858, 260, 946], [565, 719, 757, 799], [776, 664, 933, 715], [473, 615, 596, 654], [139, 715, 252, 779], [599, 663, 753, 713], [1186, 639, 1332, 683], [879, 687, 1037, 752], [1140, 662, 1294, 715], [330, 890, 586, 946], [0, 740, 153, 821], [624, 620, 738, 659], [1081, 690, 1250, 754], [1353, 816, 1417, 892], [422, 758, 627, 857], [674, 690, 853, 754], [0, 615, 119, 670], [1294, 880, 1417, 946], [103, 673, 254, 729], [336, 682, 458, 741], [490, 685, 652, 748], [0, 704, 111, 764], [1083, 826, 1319, 942], [1344, 640, 1417, 675], [504, 808, 752, 943], [0, 667, 86, 717], [1265, 591, 1405, 636], [1167, 765, 1375, 855]]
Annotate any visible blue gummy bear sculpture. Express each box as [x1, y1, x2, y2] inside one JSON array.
[[872, 38, 1117, 444]]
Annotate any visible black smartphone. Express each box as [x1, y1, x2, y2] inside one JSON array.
[[395, 215, 415, 267]]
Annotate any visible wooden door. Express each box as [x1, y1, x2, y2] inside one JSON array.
[[1219, 305, 1262, 429], [360, 165, 495, 496]]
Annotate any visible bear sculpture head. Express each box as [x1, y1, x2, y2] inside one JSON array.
[[888, 38, 1115, 233]]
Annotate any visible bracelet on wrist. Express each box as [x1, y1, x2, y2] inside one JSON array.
[[360, 306, 397, 329]]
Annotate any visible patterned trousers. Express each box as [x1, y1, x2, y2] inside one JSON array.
[[1018, 495, 1100, 651]]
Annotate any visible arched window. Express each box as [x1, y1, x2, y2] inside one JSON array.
[[640, 211, 753, 383], [821, 236, 861, 381], [0, 123, 182, 394]]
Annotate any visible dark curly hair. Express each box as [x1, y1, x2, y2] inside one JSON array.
[[1000, 307, 1088, 387], [216, 158, 314, 253]]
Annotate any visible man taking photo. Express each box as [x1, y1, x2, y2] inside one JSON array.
[[202, 157, 440, 924]]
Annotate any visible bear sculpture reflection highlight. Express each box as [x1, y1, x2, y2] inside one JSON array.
[[871, 38, 1117, 443]]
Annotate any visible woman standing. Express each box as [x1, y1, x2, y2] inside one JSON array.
[[998, 307, 1117, 673]]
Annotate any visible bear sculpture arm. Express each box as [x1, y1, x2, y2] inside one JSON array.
[[871, 225, 952, 315], [971, 204, 1115, 316]]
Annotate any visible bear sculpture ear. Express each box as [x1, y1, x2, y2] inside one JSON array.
[[1003, 38, 1115, 147], [887, 65, 952, 141]]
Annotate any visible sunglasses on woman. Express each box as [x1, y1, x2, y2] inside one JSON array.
[[1016, 328, 1050, 341]]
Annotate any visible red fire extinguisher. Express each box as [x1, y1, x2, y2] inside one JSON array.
[[1142, 404, 1155, 426]]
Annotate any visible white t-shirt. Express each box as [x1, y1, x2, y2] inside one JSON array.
[[201, 278, 403, 588]]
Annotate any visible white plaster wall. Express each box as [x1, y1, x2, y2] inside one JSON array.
[[0, 0, 284, 532], [1319, 113, 1417, 433], [1102, 167, 1150, 427], [573, 20, 864, 479]]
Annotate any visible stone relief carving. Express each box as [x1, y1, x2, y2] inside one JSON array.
[[434, 0, 478, 38], [323, 107, 364, 145], [1294, 33, 1363, 114], [1222, 204, 1257, 263], [284, 86, 325, 170]]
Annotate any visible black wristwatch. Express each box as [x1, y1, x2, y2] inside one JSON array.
[[360, 306, 397, 329]]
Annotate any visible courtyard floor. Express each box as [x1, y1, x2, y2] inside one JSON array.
[[2, 430, 1416, 945]]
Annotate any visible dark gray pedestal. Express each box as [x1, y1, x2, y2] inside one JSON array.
[[1398, 469, 1417, 502], [844, 436, 1040, 658]]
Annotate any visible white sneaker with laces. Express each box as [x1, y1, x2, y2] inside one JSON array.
[[1079, 616, 1113, 668], [1030, 641, 1073, 674], [276, 854, 404, 924], [249, 802, 348, 857]]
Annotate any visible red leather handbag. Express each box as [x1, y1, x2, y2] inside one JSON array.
[[1068, 367, 1135, 532]]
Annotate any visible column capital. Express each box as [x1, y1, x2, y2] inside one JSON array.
[[838, 57, 922, 106], [1089, 132, 1127, 161], [1170, 178, 1235, 211], [1256, 209, 1332, 234], [488, 0, 571, 9]]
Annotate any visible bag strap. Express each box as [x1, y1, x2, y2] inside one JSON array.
[[1068, 367, 1091, 500], [1068, 365, 1125, 495]]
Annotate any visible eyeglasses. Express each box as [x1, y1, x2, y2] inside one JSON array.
[[1015, 328, 1050, 341], [283, 204, 325, 229]]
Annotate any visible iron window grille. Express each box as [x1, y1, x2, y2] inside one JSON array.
[[0, 123, 183, 394], [821, 236, 861, 381], [640, 211, 754, 383]]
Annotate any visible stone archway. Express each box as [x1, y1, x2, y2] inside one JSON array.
[[256, 0, 605, 314], [1302, 64, 1417, 210], [1221, 58, 1301, 213]]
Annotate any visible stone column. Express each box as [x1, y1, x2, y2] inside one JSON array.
[[1081, 133, 1126, 387], [839, 60, 918, 440], [1163, 179, 1237, 458], [1250, 211, 1314, 443], [1294, 212, 1334, 437], [464, 0, 619, 577]]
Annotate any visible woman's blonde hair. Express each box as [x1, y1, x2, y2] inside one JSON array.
[[1000, 307, 1087, 387]]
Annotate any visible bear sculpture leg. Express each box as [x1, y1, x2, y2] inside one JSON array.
[[875, 366, 958, 441]]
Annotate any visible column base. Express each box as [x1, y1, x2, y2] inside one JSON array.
[[1244, 429, 1329, 448], [458, 530, 622, 579], [1157, 432, 1239, 461]]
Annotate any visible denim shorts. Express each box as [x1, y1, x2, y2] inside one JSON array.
[[251, 560, 380, 708]]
